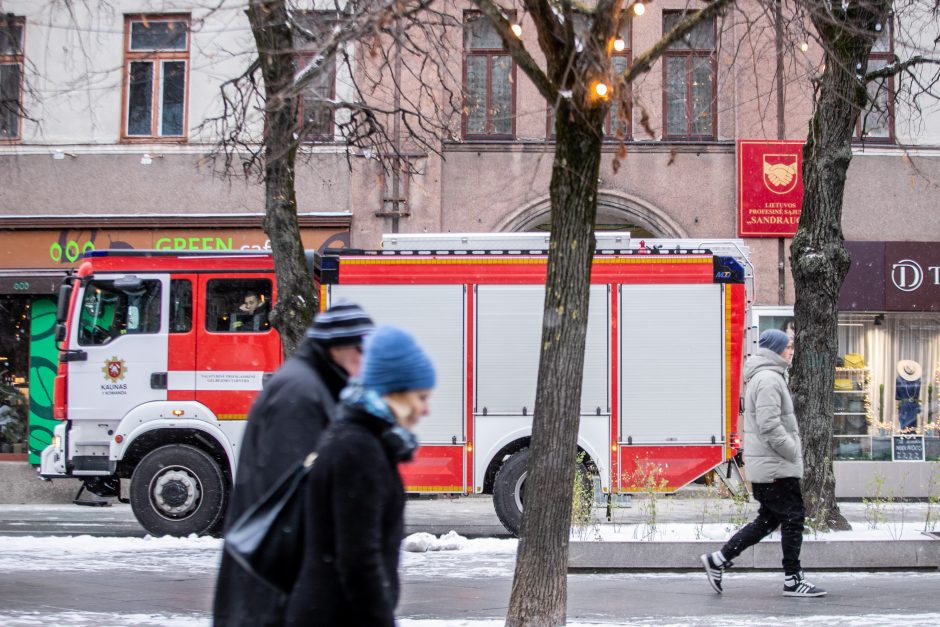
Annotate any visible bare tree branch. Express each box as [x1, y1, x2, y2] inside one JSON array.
[[865, 54, 940, 80]]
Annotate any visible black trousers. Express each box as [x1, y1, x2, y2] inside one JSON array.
[[720, 477, 805, 575]]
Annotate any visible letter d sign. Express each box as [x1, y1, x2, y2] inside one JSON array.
[[891, 259, 923, 292]]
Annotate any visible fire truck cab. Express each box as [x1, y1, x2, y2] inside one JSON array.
[[40, 233, 752, 537], [41, 250, 282, 536]]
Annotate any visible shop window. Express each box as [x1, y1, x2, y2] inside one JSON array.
[[833, 312, 940, 461], [170, 279, 192, 333], [296, 12, 336, 142], [463, 12, 515, 139], [754, 311, 795, 340], [123, 15, 190, 140], [78, 279, 162, 346], [662, 11, 716, 140], [206, 279, 272, 333], [855, 23, 894, 142], [0, 14, 24, 141], [0, 296, 30, 455]]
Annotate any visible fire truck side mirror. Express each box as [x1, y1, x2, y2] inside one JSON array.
[[55, 282, 72, 326], [55, 281, 73, 343]]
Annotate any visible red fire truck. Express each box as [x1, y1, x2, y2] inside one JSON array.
[[40, 233, 751, 537]]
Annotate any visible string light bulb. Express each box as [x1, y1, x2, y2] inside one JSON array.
[[613, 38, 626, 52], [799, 42, 809, 52], [594, 82, 609, 98], [634, 2, 646, 16], [510, 23, 522, 38]]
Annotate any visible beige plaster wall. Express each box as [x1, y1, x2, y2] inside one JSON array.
[[0, 152, 351, 216], [843, 152, 940, 242]]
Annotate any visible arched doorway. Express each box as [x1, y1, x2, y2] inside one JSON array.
[[495, 190, 687, 239]]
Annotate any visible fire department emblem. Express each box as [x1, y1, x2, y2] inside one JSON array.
[[102, 357, 128, 382], [762, 154, 799, 194]]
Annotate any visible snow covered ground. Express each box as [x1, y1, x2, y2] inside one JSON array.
[[3, 614, 940, 627], [2, 516, 932, 577], [2, 517, 939, 626]]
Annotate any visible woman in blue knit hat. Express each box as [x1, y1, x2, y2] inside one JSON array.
[[286, 326, 435, 627]]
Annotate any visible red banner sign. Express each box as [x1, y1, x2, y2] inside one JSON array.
[[737, 140, 805, 237]]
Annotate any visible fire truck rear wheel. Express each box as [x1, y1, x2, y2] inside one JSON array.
[[493, 449, 529, 537], [493, 448, 594, 537], [130, 444, 226, 537]]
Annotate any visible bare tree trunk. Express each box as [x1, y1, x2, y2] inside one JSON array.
[[247, 0, 317, 358], [790, 1, 890, 531], [506, 100, 603, 627]]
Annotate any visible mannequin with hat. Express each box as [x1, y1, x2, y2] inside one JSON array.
[[896, 359, 922, 432]]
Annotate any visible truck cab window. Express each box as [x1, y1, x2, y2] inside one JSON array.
[[205, 279, 272, 333], [77, 279, 162, 346], [170, 279, 193, 333]]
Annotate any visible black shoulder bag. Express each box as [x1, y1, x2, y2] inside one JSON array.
[[224, 451, 317, 595]]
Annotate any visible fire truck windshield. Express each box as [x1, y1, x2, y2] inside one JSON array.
[[77, 279, 162, 345]]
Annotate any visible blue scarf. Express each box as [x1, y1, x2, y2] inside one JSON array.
[[340, 383, 420, 460]]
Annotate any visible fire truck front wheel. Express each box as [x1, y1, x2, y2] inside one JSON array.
[[130, 444, 226, 537]]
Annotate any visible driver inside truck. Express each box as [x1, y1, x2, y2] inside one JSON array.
[[230, 290, 270, 331]]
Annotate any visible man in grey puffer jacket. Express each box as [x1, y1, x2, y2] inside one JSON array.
[[700, 329, 826, 598]]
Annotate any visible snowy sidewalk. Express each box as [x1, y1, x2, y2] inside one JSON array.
[[406, 492, 940, 570], [2, 498, 940, 626]]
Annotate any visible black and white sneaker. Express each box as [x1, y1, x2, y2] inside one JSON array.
[[700, 552, 731, 594], [783, 572, 827, 597]]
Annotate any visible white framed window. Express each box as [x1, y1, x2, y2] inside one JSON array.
[[122, 15, 190, 140], [0, 14, 24, 141], [662, 11, 716, 139]]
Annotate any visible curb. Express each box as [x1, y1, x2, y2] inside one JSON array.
[[0, 461, 76, 504], [569, 539, 940, 571]]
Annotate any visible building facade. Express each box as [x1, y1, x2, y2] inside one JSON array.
[[1, 1, 938, 469]]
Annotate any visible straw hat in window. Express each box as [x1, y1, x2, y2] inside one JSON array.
[[896, 359, 922, 381]]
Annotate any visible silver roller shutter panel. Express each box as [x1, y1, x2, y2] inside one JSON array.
[[476, 284, 608, 415], [328, 284, 465, 443], [619, 284, 724, 444]]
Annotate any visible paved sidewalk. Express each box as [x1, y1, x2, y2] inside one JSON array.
[[2, 488, 937, 537], [405, 489, 939, 533], [2, 489, 938, 570]]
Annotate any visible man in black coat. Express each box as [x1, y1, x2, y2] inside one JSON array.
[[213, 302, 373, 627]]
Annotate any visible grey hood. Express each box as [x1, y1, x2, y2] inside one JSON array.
[[744, 348, 789, 383]]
